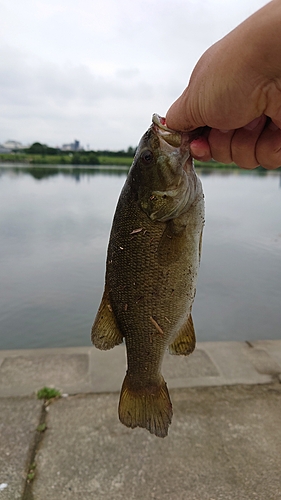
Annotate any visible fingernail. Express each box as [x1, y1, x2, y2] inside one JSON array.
[[218, 129, 230, 133], [190, 145, 206, 158], [243, 116, 262, 130], [190, 137, 208, 151], [192, 151, 206, 158]]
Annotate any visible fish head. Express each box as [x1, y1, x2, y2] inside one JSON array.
[[129, 114, 198, 222]]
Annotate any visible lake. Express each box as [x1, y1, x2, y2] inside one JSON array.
[[0, 164, 280, 350]]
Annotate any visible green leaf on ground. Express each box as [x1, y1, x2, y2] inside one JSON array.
[[37, 386, 61, 400], [36, 423, 47, 432]]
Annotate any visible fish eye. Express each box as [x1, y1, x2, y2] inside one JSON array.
[[141, 150, 153, 164]]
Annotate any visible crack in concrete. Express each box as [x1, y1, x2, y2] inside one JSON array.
[[22, 403, 48, 500]]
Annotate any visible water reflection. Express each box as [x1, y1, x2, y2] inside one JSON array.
[[0, 164, 129, 181], [0, 165, 280, 349]]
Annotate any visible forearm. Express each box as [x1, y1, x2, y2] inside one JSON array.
[[236, 0, 281, 80], [166, 0, 281, 169], [167, 0, 281, 131]]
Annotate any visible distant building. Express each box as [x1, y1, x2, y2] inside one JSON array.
[[62, 140, 80, 151], [3, 140, 23, 150], [0, 144, 11, 153]]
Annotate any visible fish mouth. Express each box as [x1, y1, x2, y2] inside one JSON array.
[[152, 114, 192, 172], [152, 114, 173, 132], [152, 114, 182, 148]]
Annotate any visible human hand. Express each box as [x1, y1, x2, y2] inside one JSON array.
[[186, 116, 281, 170], [166, 0, 281, 170]]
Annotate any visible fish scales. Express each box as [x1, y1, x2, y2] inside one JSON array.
[[91, 114, 205, 437]]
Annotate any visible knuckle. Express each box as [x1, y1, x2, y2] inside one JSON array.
[[256, 131, 281, 169], [209, 129, 233, 163], [231, 144, 257, 169]]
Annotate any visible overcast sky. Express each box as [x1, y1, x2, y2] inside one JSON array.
[[0, 0, 270, 150]]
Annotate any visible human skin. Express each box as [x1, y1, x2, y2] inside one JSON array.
[[166, 0, 281, 170]]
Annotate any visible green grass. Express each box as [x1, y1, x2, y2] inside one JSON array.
[[98, 155, 133, 166], [0, 153, 72, 164], [36, 423, 47, 432], [0, 153, 29, 163], [29, 154, 72, 165], [0, 153, 133, 166], [27, 462, 36, 483], [194, 159, 236, 168], [37, 386, 61, 400], [1, 153, 275, 170]]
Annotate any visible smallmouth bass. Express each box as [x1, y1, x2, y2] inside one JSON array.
[[91, 114, 205, 437]]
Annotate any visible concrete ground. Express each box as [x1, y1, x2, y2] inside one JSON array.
[[0, 340, 281, 500]]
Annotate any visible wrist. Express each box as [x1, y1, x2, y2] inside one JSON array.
[[232, 0, 281, 81]]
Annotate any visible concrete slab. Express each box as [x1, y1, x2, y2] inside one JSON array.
[[163, 342, 273, 389], [252, 340, 281, 368], [196, 341, 273, 385], [0, 397, 42, 500], [0, 347, 92, 397], [33, 385, 281, 500], [89, 345, 126, 393], [243, 346, 281, 377], [0, 341, 280, 397]]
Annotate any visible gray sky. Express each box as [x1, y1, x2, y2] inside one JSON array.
[[0, 0, 269, 150]]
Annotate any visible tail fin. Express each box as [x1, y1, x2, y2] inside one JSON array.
[[118, 374, 173, 438]]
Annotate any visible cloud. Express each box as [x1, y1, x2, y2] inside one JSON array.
[[0, 0, 270, 148], [0, 43, 157, 148]]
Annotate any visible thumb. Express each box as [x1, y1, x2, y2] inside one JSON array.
[[166, 90, 204, 131]]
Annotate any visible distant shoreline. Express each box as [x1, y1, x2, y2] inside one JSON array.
[[0, 152, 238, 169], [0, 153, 277, 171]]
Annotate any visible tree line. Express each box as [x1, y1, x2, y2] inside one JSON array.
[[23, 142, 136, 165]]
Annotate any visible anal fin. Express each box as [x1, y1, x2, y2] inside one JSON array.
[[169, 314, 196, 355], [91, 285, 123, 350]]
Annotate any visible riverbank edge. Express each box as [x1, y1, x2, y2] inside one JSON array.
[[0, 154, 245, 168], [1, 339, 280, 398]]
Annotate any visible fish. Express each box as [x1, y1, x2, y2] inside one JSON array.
[[91, 114, 205, 437]]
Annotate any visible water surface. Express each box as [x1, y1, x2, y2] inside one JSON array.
[[0, 165, 280, 349]]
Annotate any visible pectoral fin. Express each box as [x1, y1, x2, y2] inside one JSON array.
[[91, 285, 123, 350], [169, 314, 196, 355], [157, 219, 186, 265]]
